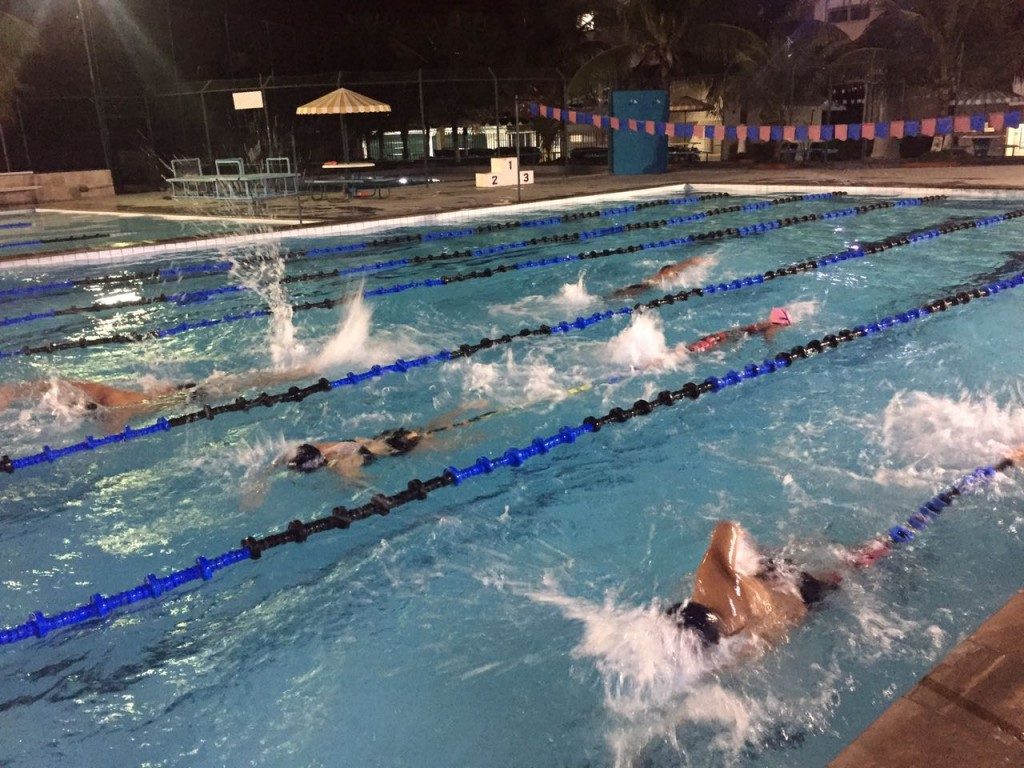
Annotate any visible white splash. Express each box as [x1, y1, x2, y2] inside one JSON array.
[[459, 349, 575, 407], [605, 312, 687, 371], [557, 272, 597, 307], [879, 391, 1024, 473], [782, 299, 819, 325], [525, 575, 764, 767], [489, 271, 597, 318]]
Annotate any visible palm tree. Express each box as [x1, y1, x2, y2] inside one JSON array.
[[711, 20, 850, 125], [857, 0, 1024, 113], [567, 0, 766, 101], [0, 11, 37, 120]]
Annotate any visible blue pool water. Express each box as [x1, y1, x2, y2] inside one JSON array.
[[0, 209, 283, 257], [1, 190, 1023, 767]]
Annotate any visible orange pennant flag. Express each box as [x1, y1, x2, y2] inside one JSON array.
[[920, 118, 936, 136], [890, 120, 904, 138]]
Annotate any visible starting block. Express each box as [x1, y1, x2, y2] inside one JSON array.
[[475, 156, 534, 188]]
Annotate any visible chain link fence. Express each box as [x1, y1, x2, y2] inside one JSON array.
[[4, 67, 623, 191]]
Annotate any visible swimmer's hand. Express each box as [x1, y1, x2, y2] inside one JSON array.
[[846, 539, 891, 569]]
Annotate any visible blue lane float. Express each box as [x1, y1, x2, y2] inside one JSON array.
[[2, 194, 917, 353], [0, 192, 815, 329], [3, 273, 1022, 646], [0, 193, 731, 302], [0, 221, 31, 230], [1, 208, 1020, 473]]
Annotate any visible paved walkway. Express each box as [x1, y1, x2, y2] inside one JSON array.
[[35, 162, 1024, 229], [830, 589, 1024, 767]]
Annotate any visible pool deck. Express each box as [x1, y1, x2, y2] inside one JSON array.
[[24, 163, 1024, 229], [830, 588, 1024, 767]]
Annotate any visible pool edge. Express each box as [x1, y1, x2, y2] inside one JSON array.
[[829, 587, 1024, 767], [3, 181, 1024, 271]]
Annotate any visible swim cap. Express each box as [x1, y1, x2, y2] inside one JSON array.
[[769, 307, 792, 327], [287, 443, 326, 472], [666, 600, 721, 646], [376, 428, 422, 455]]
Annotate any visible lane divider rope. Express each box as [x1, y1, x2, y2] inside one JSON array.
[[0, 205, 1015, 473], [3, 272, 1021, 646], [3, 194, 912, 356], [0, 232, 109, 251], [0, 192, 808, 329], [0, 193, 732, 301]]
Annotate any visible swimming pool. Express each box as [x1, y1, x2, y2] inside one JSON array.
[[0, 209, 295, 258], [0, 188, 1022, 767]]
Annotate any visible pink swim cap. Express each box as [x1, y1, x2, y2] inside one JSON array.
[[769, 307, 792, 326]]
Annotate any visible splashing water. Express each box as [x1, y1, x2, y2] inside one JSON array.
[[458, 349, 581, 407], [524, 575, 764, 767], [557, 272, 597, 307], [489, 271, 597, 318], [605, 312, 687, 371], [877, 390, 1024, 477], [782, 299, 819, 326], [229, 245, 307, 370]]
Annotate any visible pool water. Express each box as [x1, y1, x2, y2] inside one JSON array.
[[0, 190, 1023, 767], [0, 209, 285, 257]]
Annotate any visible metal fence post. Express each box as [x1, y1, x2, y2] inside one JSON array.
[[15, 98, 31, 170], [200, 82, 213, 164], [0, 121, 10, 172], [418, 68, 429, 183]]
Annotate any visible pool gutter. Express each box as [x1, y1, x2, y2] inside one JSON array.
[[2, 182, 1023, 271]]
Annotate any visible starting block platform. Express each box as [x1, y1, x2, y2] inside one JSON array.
[[475, 157, 534, 188]]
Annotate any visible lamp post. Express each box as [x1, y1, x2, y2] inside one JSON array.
[[75, 0, 112, 172]]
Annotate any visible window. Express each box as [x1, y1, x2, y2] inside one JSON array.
[[826, 1, 872, 24], [848, 3, 871, 20]]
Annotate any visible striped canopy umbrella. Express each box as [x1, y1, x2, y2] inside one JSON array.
[[295, 87, 392, 115], [296, 88, 391, 161]]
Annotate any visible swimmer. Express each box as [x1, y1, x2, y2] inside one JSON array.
[[277, 402, 496, 482], [608, 256, 708, 299], [282, 428, 426, 480], [665, 521, 840, 648], [0, 361, 322, 434], [682, 306, 792, 355], [0, 378, 200, 433]]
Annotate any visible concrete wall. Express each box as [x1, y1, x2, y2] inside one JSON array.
[[0, 169, 114, 208], [34, 170, 114, 202]]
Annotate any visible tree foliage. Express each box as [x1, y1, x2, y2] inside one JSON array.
[[0, 11, 37, 119]]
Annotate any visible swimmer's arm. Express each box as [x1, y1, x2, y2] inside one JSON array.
[[608, 282, 649, 300], [692, 521, 756, 634], [424, 400, 492, 433], [327, 453, 369, 484]]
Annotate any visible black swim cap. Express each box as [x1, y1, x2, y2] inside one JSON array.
[[377, 428, 422, 455], [287, 443, 326, 473], [667, 600, 721, 646]]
